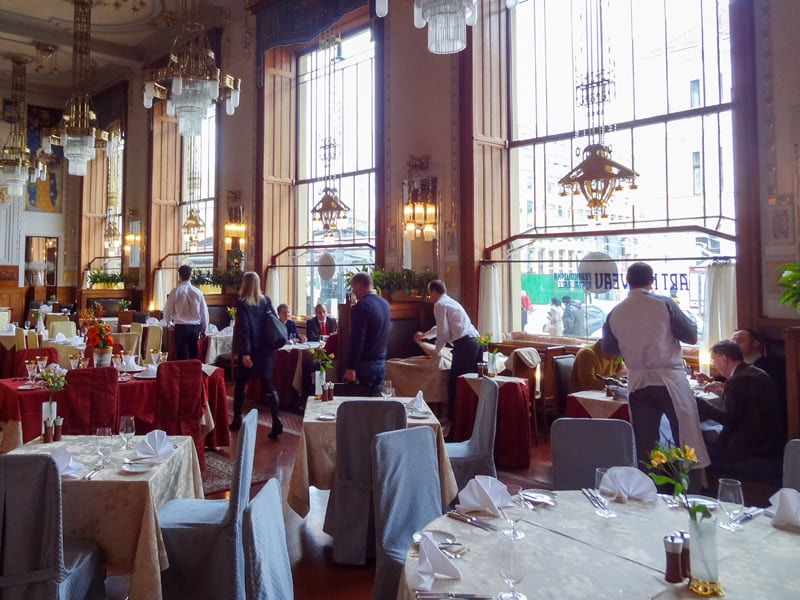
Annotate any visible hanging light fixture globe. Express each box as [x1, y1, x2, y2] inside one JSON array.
[[143, 5, 241, 137]]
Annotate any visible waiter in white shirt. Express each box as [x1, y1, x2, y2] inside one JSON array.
[[414, 279, 481, 408], [162, 265, 209, 360], [602, 262, 709, 487]]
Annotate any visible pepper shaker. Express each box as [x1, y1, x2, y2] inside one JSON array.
[[675, 530, 691, 578], [663, 535, 684, 583], [53, 416, 63, 442]]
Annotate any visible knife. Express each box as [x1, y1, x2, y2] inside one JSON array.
[[735, 508, 764, 523], [521, 491, 556, 506], [416, 593, 495, 599], [447, 510, 498, 531]]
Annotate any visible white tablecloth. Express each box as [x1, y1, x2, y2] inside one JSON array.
[[205, 333, 232, 365], [399, 490, 800, 599], [570, 389, 628, 419]]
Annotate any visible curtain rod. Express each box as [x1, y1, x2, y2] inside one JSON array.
[[480, 255, 736, 266]]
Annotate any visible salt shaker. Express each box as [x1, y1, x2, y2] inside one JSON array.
[[54, 416, 63, 442], [675, 530, 691, 578], [43, 419, 54, 443], [663, 535, 684, 583]]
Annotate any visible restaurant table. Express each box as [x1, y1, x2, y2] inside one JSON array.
[[566, 389, 630, 420], [450, 373, 531, 469], [385, 354, 449, 407], [287, 395, 458, 518], [203, 332, 232, 364], [43, 338, 86, 368], [398, 490, 800, 599], [0, 333, 15, 350], [0, 364, 229, 452], [11, 435, 203, 600]]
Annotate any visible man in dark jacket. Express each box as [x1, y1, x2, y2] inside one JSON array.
[[306, 303, 337, 341], [343, 272, 390, 396]]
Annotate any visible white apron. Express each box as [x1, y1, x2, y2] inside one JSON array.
[[629, 366, 711, 468]]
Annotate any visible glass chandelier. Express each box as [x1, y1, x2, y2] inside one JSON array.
[[143, 0, 241, 137], [403, 177, 437, 242], [376, 0, 518, 54], [558, 0, 637, 219], [42, 0, 109, 177], [0, 56, 47, 201]]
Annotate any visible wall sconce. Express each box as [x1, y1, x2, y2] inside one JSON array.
[[224, 194, 246, 251], [124, 219, 142, 268], [403, 177, 437, 241]]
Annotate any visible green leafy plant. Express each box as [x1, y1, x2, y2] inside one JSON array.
[[211, 268, 244, 288], [118, 298, 132, 311], [190, 270, 213, 286], [413, 268, 438, 296], [475, 333, 492, 347], [226, 306, 236, 320], [778, 263, 800, 313], [310, 346, 334, 371], [88, 270, 122, 285], [645, 442, 710, 522]]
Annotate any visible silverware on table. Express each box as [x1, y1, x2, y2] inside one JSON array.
[[446, 510, 498, 531], [83, 467, 100, 480], [521, 491, 555, 507], [415, 593, 495, 599], [581, 488, 603, 509], [734, 508, 764, 524]]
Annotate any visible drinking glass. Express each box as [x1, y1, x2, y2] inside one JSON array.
[[24, 360, 37, 385], [36, 355, 48, 374], [119, 415, 135, 450], [594, 468, 618, 519], [150, 350, 162, 366], [69, 354, 80, 370], [23, 320, 30, 331], [112, 354, 123, 371], [96, 427, 113, 468], [159, 352, 168, 363], [717, 478, 744, 531], [79, 356, 90, 369], [381, 380, 394, 400], [496, 530, 528, 599]]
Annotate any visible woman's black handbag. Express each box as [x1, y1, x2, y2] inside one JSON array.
[[263, 307, 287, 349]]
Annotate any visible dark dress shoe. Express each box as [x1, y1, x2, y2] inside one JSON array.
[[268, 418, 283, 439], [229, 418, 242, 431]]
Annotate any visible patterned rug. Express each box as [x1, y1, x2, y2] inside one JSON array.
[[203, 450, 272, 496]]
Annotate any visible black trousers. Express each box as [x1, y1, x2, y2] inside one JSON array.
[[173, 324, 200, 360], [233, 353, 279, 423], [449, 336, 481, 408]]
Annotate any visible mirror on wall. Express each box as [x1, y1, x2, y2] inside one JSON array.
[[25, 236, 58, 290]]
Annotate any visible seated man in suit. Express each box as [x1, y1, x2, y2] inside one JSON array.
[[696, 339, 786, 482], [568, 340, 625, 393], [277, 303, 304, 342], [305, 303, 337, 342]]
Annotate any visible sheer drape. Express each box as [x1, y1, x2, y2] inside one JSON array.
[[478, 263, 501, 340], [153, 268, 166, 310], [266, 267, 280, 303], [703, 261, 737, 348]]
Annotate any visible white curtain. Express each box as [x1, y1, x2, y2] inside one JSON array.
[[702, 261, 737, 349], [265, 267, 280, 303], [153, 268, 167, 311], [478, 263, 502, 341]]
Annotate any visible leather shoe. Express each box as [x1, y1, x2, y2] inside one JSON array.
[[229, 418, 241, 431]]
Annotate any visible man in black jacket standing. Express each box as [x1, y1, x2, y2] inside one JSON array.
[[344, 272, 390, 396]]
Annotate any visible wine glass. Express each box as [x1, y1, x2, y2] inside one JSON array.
[[381, 380, 394, 400], [119, 415, 135, 450], [112, 354, 123, 371], [150, 350, 162, 367], [24, 360, 37, 385], [79, 356, 90, 369], [36, 355, 48, 374], [594, 468, 618, 519], [69, 354, 80, 370], [95, 427, 114, 468], [717, 478, 744, 531], [496, 530, 528, 599], [23, 320, 30, 331]]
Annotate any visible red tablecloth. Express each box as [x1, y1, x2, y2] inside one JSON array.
[[0, 367, 229, 448], [565, 390, 630, 421], [450, 374, 531, 470], [246, 347, 303, 409]]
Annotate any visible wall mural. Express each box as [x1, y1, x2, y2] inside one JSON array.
[[25, 103, 63, 213]]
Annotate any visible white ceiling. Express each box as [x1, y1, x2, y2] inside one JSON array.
[[0, 0, 227, 102]]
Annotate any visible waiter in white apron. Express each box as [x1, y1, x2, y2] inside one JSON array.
[[602, 262, 710, 488]]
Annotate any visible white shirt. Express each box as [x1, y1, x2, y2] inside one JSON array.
[[163, 281, 209, 330], [422, 294, 479, 355]]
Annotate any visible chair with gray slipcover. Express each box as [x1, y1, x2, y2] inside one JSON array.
[[784, 438, 800, 492], [445, 377, 499, 491], [322, 400, 407, 565], [551, 417, 636, 490], [158, 408, 258, 599], [0, 454, 105, 600], [242, 479, 294, 599], [371, 426, 442, 600]]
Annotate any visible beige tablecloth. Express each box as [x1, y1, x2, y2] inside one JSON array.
[[0, 333, 15, 350], [11, 435, 203, 600], [569, 389, 628, 419], [385, 355, 450, 403], [288, 396, 458, 517], [399, 490, 800, 599]]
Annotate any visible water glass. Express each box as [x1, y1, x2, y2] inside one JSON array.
[[96, 427, 113, 468], [119, 415, 135, 450], [381, 380, 394, 400], [112, 354, 123, 371], [594, 468, 618, 519], [496, 530, 528, 599], [69, 354, 80, 370], [717, 478, 744, 531], [36, 355, 48, 374], [150, 350, 162, 366], [79, 356, 90, 369], [25, 360, 37, 384]]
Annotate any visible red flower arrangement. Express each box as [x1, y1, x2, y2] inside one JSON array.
[[86, 322, 114, 349]]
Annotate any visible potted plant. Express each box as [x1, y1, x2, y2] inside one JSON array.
[[413, 268, 438, 298], [211, 268, 244, 293], [778, 263, 800, 312], [88, 270, 122, 290], [191, 270, 220, 294], [118, 298, 132, 311]]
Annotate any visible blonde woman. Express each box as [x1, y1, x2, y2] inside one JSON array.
[[230, 271, 282, 438]]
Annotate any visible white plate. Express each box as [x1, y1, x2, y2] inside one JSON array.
[[18, 384, 38, 390], [408, 410, 430, 419], [412, 529, 457, 545], [119, 365, 144, 373], [687, 495, 718, 511], [133, 372, 157, 380], [317, 412, 336, 421], [521, 489, 558, 505], [121, 462, 155, 473]]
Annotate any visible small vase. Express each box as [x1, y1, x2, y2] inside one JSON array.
[[94, 347, 113, 368], [315, 370, 325, 400], [487, 352, 498, 377], [688, 515, 724, 596]]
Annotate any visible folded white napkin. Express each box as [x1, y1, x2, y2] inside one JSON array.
[[206, 323, 219, 334], [71, 335, 84, 346], [147, 364, 157, 376], [456, 475, 514, 517], [135, 430, 173, 458], [220, 325, 234, 335], [146, 317, 160, 325], [410, 391, 426, 411], [408, 531, 462, 591], [46, 363, 68, 377], [1, 323, 15, 334], [769, 488, 800, 530], [40, 305, 52, 313], [599, 466, 657, 503], [52, 446, 85, 478], [53, 332, 67, 342]]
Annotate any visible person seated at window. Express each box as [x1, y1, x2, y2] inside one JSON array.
[[696, 340, 786, 482], [567, 340, 626, 393], [306, 303, 337, 341], [277, 303, 305, 342]]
